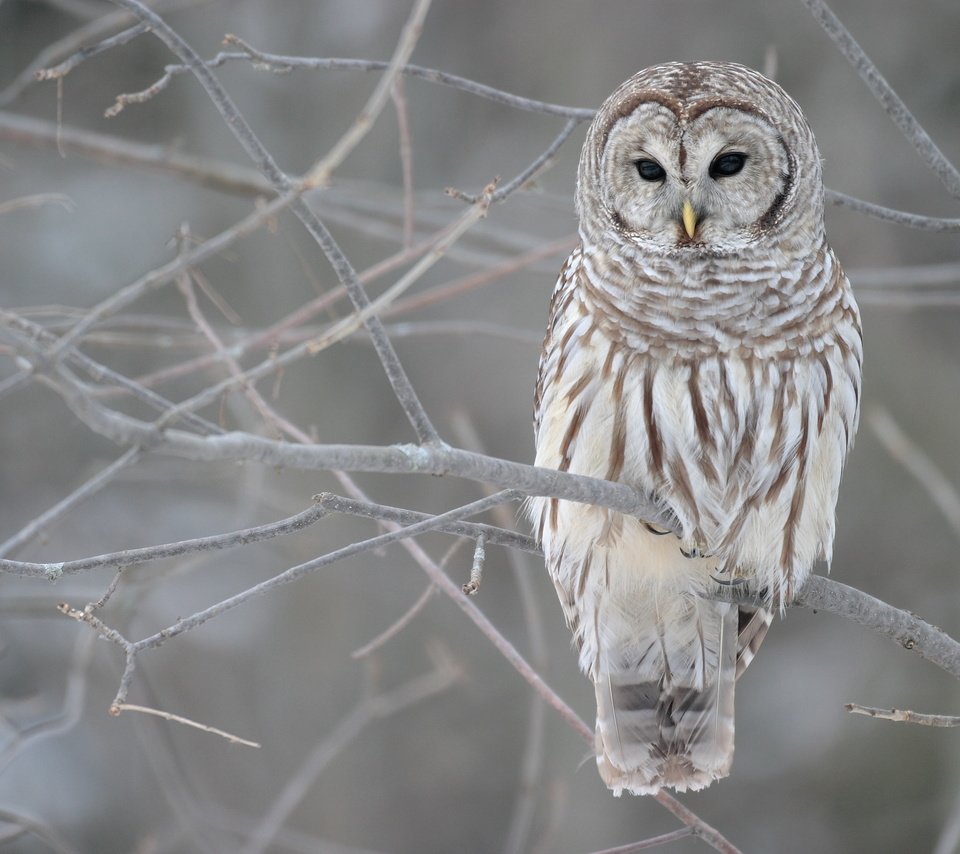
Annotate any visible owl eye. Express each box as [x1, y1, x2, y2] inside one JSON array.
[[709, 152, 747, 178], [634, 159, 666, 181]]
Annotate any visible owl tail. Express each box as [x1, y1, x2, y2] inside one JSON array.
[[593, 596, 769, 795]]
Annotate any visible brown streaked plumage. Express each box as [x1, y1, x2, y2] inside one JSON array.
[[530, 62, 861, 795]]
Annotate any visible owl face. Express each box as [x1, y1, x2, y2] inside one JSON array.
[[578, 62, 822, 256]]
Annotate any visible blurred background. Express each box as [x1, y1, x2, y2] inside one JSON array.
[[0, 1, 958, 852]]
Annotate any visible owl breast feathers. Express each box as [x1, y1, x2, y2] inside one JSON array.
[[530, 61, 862, 795]]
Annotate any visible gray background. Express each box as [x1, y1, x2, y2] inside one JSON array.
[[0, 1, 958, 852]]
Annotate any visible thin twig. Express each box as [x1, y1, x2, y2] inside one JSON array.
[[304, 182, 496, 355], [174, 226, 291, 439], [124, 221, 461, 393], [451, 119, 579, 204], [52, 190, 300, 353], [0, 0, 195, 106], [350, 539, 463, 659], [106, 0, 444, 445], [350, 583, 435, 659], [2, 309, 219, 435], [382, 234, 574, 317], [0, 110, 273, 197], [35, 23, 149, 80], [587, 828, 696, 854], [844, 703, 960, 727], [825, 190, 960, 233], [0, 504, 329, 578], [461, 533, 485, 595], [111, 703, 262, 747], [143, 39, 596, 119], [0, 448, 143, 559], [302, 0, 433, 188], [127, 491, 520, 652]]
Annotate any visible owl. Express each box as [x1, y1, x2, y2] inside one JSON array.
[[531, 62, 862, 795]]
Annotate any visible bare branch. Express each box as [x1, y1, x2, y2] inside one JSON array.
[[43, 372, 675, 522], [587, 828, 696, 854], [2, 309, 220, 434], [0, 448, 143, 559], [302, 0, 432, 188], [111, 703, 262, 746], [0, 110, 273, 197], [461, 533, 485, 595], [167, 37, 597, 119], [350, 582, 435, 659], [0, 504, 329, 578], [802, 0, 960, 199], [303, 183, 495, 355], [845, 704, 960, 727], [450, 119, 579, 204], [51, 190, 301, 354], [107, 0, 444, 445], [0, 0, 195, 106], [35, 23, 149, 81], [796, 575, 960, 681], [825, 190, 960, 233], [313, 493, 542, 555], [127, 490, 520, 652]]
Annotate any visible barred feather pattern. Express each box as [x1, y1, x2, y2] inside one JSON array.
[[530, 62, 862, 796]]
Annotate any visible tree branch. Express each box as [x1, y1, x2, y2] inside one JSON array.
[[844, 704, 960, 727], [802, 0, 960, 200], [106, 0, 444, 445]]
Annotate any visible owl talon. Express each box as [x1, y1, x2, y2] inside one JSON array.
[[643, 522, 672, 536], [680, 543, 710, 559], [711, 575, 747, 587]]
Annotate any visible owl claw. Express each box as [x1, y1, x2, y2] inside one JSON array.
[[679, 543, 710, 559], [711, 575, 747, 587]]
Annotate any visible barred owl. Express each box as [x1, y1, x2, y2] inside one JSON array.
[[531, 62, 862, 795]]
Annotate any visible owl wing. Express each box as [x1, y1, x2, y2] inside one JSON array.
[[534, 245, 583, 441]]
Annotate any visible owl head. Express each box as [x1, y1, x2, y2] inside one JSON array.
[[577, 62, 824, 256]]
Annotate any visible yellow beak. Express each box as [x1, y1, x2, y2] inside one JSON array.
[[681, 200, 698, 239]]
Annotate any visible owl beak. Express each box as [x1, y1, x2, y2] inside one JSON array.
[[681, 199, 698, 239]]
